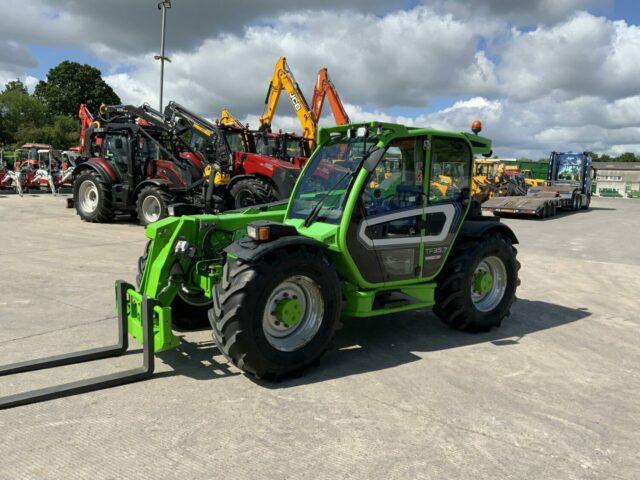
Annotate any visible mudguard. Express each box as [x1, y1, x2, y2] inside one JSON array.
[[134, 178, 171, 196], [225, 235, 327, 263], [73, 158, 119, 183], [459, 219, 519, 244]]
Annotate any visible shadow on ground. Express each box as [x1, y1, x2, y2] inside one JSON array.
[[157, 299, 591, 385]]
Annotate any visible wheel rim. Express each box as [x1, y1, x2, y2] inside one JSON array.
[[142, 195, 162, 223], [471, 256, 507, 312], [177, 288, 212, 307], [78, 180, 99, 213], [262, 275, 324, 352]]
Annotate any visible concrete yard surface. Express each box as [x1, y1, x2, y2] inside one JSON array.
[[0, 193, 639, 479]]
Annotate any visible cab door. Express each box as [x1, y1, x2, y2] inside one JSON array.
[[421, 135, 472, 278], [350, 137, 426, 283]]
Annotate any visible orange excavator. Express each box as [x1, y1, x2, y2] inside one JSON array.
[[311, 67, 350, 126]]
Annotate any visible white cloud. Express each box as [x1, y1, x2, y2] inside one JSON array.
[[0, 2, 638, 158]]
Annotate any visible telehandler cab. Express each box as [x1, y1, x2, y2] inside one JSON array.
[[0, 121, 520, 409]]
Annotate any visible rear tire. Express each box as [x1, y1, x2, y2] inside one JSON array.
[[582, 195, 590, 210], [73, 170, 114, 222], [210, 249, 341, 379], [136, 186, 173, 226], [434, 233, 520, 333], [229, 178, 277, 209]]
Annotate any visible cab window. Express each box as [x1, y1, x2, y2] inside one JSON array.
[[361, 137, 423, 217], [104, 135, 129, 171], [429, 137, 471, 202]]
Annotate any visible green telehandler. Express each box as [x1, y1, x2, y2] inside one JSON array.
[[0, 121, 520, 408]]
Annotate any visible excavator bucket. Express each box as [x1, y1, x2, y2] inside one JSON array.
[[0, 281, 155, 410]]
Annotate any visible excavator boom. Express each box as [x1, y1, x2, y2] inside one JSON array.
[[258, 57, 317, 149], [311, 68, 350, 125]]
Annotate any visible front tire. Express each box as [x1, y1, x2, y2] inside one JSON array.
[[136, 186, 173, 226], [434, 233, 520, 332], [210, 249, 341, 379], [73, 170, 114, 222], [229, 178, 277, 209]]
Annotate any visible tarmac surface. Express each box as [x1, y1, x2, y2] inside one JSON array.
[[0, 193, 638, 479]]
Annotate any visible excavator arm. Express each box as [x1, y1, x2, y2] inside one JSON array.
[[258, 57, 317, 149], [78, 104, 96, 155], [311, 68, 350, 125]]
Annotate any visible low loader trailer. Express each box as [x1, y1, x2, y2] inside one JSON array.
[[0, 121, 520, 409], [482, 152, 593, 218]]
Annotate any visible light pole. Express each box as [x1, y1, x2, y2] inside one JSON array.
[[155, 1, 172, 112]]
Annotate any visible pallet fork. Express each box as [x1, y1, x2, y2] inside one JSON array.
[[0, 281, 155, 410]]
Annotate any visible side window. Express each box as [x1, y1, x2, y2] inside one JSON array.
[[429, 137, 471, 202], [361, 137, 423, 217], [104, 135, 129, 170]]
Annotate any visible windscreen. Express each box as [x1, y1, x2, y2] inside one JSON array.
[[288, 135, 379, 224], [556, 154, 584, 182]]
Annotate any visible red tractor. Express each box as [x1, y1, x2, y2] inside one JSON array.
[[163, 101, 306, 209], [1, 143, 54, 195], [71, 104, 211, 225]]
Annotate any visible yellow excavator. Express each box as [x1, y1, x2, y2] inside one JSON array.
[[472, 159, 529, 201], [259, 57, 317, 151], [219, 107, 245, 129]]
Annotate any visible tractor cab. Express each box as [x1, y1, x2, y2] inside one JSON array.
[[15, 144, 51, 170], [286, 123, 480, 282]]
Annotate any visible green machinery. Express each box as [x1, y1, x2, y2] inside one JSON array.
[[625, 183, 640, 198], [515, 159, 549, 180], [599, 188, 623, 198], [0, 122, 520, 407]]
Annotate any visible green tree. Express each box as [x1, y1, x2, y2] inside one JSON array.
[[616, 152, 638, 162], [2, 79, 28, 95], [34, 61, 120, 118], [0, 85, 47, 144], [13, 116, 78, 149]]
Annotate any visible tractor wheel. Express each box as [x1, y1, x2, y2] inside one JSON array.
[[210, 249, 342, 379], [229, 178, 277, 209], [136, 240, 210, 330], [434, 233, 520, 333], [136, 185, 173, 226], [73, 170, 114, 222]]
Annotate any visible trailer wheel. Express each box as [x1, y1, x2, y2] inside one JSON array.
[[210, 249, 342, 379], [229, 178, 277, 209], [73, 170, 114, 222], [550, 204, 557, 216], [434, 233, 520, 333], [136, 186, 173, 226], [571, 193, 580, 211], [136, 240, 210, 330], [582, 195, 590, 210]]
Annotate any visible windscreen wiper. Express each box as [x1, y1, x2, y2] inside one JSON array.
[[303, 169, 355, 227]]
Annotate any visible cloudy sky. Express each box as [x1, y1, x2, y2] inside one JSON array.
[[1, 0, 639, 158]]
